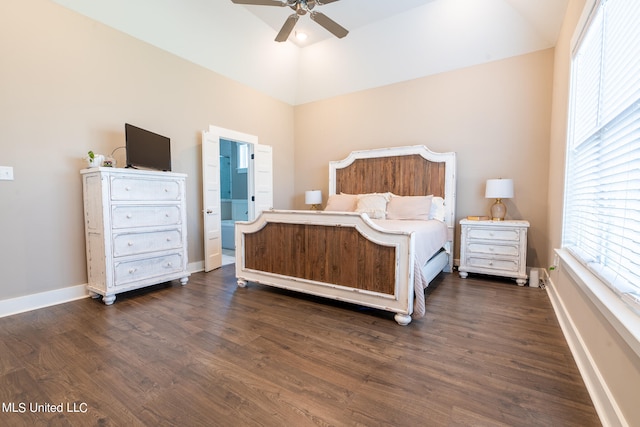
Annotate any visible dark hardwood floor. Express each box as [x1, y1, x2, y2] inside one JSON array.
[[0, 266, 600, 426]]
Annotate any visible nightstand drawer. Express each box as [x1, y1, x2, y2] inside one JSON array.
[[466, 256, 519, 273], [467, 227, 520, 242], [467, 242, 519, 257]]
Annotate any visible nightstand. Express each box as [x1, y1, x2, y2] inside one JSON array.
[[458, 219, 529, 285]]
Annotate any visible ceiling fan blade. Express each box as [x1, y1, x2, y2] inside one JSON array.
[[230, 0, 285, 6], [316, 0, 341, 4], [275, 14, 299, 42], [310, 11, 348, 39]]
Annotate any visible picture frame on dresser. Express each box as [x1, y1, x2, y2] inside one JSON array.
[[81, 167, 190, 305], [458, 219, 529, 286]]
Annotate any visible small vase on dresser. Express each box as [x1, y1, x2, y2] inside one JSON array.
[[458, 219, 529, 286], [81, 167, 190, 305]]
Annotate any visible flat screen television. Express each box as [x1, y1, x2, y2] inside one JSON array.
[[125, 123, 172, 171]]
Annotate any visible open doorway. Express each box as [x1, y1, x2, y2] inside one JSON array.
[[202, 125, 272, 272], [219, 139, 249, 265]]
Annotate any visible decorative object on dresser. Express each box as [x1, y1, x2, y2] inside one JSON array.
[[305, 189, 322, 210], [458, 219, 529, 286], [485, 178, 514, 221], [81, 168, 190, 305], [236, 145, 457, 326]]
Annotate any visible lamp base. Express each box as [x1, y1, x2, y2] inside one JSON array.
[[490, 199, 507, 221], [309, 204, 321, 210]]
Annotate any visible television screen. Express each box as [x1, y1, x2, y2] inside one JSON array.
[[125, 123, 172, 171]]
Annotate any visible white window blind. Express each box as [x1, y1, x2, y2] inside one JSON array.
[[564, 0, 640, 313]]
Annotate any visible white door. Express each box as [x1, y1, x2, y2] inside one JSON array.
[[203, 126, 272, 270], [202, 130, 222, 272], [249, 144, 274, 220]]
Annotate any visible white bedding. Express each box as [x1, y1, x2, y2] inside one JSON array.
[[371, 219, 448, 317]]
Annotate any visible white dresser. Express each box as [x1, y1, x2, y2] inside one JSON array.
[[458, 219, 529, 286], [81, 168, 190, 305]]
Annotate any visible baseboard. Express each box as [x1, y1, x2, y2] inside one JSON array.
[[544, 270, 626, 427], [0, 284, 89, 318], [0, 261, 206, 319]]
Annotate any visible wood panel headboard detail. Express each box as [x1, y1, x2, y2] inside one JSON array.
[[329, 145, 457, 230], [334, 154, 446, 197]]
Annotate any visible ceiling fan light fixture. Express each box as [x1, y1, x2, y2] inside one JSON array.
[[231, 0, 348, 42], [295, 31, 308, 41]]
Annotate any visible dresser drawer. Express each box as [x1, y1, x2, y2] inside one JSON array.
[[467, 242, 520, 257], [466, 256, 519, 273], [112, 205, 182, 229], [113, 229, 183, 257], [110, 176, 182, 201], [114, 253, 184, 286], [467, 227, 520, 242]]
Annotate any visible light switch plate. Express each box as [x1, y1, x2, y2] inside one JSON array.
[[0, 166, 14, 180]]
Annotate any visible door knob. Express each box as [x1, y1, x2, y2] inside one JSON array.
[[206, 209, 213, 214]]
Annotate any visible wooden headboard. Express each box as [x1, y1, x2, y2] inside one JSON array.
[[329, 145, 457, 232]]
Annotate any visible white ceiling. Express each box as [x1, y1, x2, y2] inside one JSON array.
[[242, 0, 440, 47], [52, 0, 569, 105]]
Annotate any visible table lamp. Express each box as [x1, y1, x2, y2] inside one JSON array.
[[485, 179, 514, 221], [305, 190, 322, 210]]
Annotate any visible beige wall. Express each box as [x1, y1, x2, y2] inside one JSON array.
[[0, 0, 295, 300], [547, 0, 640, 424], [294, 50, 555, 267]]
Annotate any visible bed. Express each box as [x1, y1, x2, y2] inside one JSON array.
[[235, 145, 456, 325]]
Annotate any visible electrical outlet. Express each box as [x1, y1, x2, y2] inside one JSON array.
[[0, 166, 14, 181]]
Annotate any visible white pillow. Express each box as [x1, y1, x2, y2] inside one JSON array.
[[386, 195, 433, 220], [324, 193, 358, 212], [429, 197, 446, 221], [356, 193, 390, 219]]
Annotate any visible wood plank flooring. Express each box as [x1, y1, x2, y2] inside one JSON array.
[[0, 266, 601, 426]]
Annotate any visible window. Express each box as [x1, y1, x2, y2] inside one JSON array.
[[564, 0, 640, 313], [237, 143, 249, 173]]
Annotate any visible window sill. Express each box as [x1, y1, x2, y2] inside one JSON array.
[[556, 248, 640, 359]]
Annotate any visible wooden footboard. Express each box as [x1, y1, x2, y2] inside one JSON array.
[[235, 210, 416, 324]]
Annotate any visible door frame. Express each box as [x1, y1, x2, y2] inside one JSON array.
[[202, 126, 258, 272]]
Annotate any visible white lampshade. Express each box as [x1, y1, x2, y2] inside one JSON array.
[[485, 179, 514, 199], [305, 190, 322, 205]]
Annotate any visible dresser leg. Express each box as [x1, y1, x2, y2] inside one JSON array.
[[459, 271, 468, 279], [180, 277, 189, 286], [516, 278, 526, 286], [102, 295, 116, 305]]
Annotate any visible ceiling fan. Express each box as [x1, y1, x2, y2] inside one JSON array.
[[231, 0, 349, 42]]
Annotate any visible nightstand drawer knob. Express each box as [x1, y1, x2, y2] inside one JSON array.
[[128, 242, 133, 246]]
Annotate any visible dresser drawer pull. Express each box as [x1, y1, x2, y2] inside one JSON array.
[[489, 261, 493, 266], [164, 188, 169, 192], [166, 237, 171, 242], [128, 268, 137, 274], [126, 214, 132, 219], [166, 262, 173, 267], [128, 242, 133, 246], [125, 186, 130, 191]]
